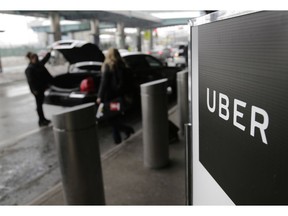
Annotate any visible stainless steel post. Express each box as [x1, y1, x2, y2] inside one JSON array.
[[52, 103, 105, 205], [185, 123, 193, 205], [177, 70, 189, 135], [141, 79, 169, 169]]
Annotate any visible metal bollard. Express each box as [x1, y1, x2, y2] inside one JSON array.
[[52, 103, 105, 205], [177, 70, 189, 135], [141, 79, 169, 169]]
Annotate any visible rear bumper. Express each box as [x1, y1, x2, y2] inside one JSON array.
[[44, 89, 97, 107]]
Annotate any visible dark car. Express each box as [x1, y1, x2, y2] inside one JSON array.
[[121, 52, 182, 96], [44, 40, 105, 106], [44, 41, 181, 107], [147, 46, 172, 64]]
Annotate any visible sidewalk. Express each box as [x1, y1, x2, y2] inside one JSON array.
[[29, 107, 186, 205]]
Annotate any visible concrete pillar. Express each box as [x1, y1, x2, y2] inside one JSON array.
[[116, 22, 125, 49], [49, 12, 61, 42], [68, 32, 75, 40], [136, 28, 142, 52], [149, 29, 153, 51], [0, 31, 4, 73], [0, 55, 2, 73], [90, 19, 100, 46]]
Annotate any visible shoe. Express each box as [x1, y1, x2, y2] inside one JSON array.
[[43, 119, 51, 124], [38, 119, 51, 127], [125, 128, 135, 140], [114, 139, 122, 145]]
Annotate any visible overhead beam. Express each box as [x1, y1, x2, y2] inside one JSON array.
[[0, 11, 162, 28]]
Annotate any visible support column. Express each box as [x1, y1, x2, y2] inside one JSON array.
[[90, 19, 100, 46], [68, 31, 75, 40], [116, 22, 125, 49], [0, 30, 4, 73], [0, 54, 2, 73], [136, 28, 142, 52], [149, 29, 153, 51], [49, 12, 61, 42]]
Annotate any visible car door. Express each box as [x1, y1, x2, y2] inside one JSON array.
[[145, 55, 181, 90], [144, 54, 165, 81], [124, 54, 163, 86]]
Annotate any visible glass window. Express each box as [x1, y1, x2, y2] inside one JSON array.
[[123, 55, 148, 68], [145, 56, 163, 67]]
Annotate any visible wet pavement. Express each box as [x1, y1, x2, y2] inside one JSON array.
[[0, 82, 142, 204], [0, 116, 142, 205], [0, 63, 67, 204], [0, 62, 143, 205], [0, 61, 176, 205], [29, 106, 185, 205], [0, 127, 60, 205]]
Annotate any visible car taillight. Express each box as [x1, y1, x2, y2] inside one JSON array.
[[158, 51, 163, 55], [80, 77, 95, 93]]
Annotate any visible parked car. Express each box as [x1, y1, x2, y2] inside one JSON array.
[[44, 40, 182, 108], [166, 43, 188, 68], [44, 40, 105, 106], [121, 52, 182, 98], [102, 49, 129, 56], [147, 46, 172, 64]]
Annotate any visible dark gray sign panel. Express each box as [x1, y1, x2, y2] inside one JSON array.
[[199, 11, 288, 204]]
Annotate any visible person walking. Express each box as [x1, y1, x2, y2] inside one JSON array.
[[25, 51, 53, 127], [97, 48, 134, 144]]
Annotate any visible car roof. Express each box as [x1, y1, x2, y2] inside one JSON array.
[[121, 52, 147, 57]]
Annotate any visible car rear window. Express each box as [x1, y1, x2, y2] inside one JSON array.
[[123, 54, 163, 69], [145, 56, 162, 67], [124, 55, 148, 68]]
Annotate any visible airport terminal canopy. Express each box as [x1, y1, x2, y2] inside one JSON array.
[[2, 10, 208, 29]]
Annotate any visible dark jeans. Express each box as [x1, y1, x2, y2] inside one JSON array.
[[108, 115, 134, 144], [34, 92, 46, 122]]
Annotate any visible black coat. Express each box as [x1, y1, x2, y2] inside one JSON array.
[[98, 62, 127, 102], [25, 53, 53, 94]]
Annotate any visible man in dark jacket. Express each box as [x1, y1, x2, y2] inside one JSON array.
[[25, 51, 53, 127]]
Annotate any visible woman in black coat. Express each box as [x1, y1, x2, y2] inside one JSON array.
[[97, 48, 134, 144], [25, 51, 53, 127]]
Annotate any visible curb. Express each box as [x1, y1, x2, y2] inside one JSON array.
[[28, 105, 178, 205]]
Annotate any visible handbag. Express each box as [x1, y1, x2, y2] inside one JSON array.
[[96, 97, 125, 120]]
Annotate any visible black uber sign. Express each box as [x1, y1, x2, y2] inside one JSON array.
[[198, 11, 288, 204]]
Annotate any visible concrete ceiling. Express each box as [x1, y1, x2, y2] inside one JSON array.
[[1, 10, 210, 28]]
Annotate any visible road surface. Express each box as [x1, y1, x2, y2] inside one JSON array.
[[0, 80, 142, 205]]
